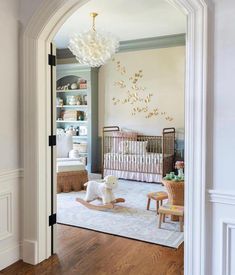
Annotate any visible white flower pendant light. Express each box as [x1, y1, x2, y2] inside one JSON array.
[[68, 12, 119, 67]]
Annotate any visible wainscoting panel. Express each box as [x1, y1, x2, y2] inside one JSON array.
[[208, 189, 235, 275], [221, 220, 235, 275], [0, 169, 23, 270], [0, 191, 12, 241]]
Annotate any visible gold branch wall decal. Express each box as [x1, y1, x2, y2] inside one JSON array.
[[111, 58, 174, 121], [114, 80, 126, 89]]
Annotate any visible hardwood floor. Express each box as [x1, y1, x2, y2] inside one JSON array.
[[1, 224, 184, 275]]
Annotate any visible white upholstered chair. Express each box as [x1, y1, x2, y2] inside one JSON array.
[[56, 134, 88, 193]]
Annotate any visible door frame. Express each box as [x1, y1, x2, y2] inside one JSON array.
[[22, 0, 208, 274]]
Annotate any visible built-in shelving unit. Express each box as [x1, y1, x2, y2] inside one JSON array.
[[56, 63, 98, 172]]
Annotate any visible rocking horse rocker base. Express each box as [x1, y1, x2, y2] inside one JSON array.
[[76, 198, 125, 211]]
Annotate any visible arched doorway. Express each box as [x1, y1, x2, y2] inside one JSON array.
[[22, 0, 208, 274]]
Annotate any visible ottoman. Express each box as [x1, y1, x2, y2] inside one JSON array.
[[57, 161, 88, 193]]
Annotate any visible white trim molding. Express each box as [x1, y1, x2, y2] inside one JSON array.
[[208, 190, 235, 205], [221, 219, 235, 275], [22, 0, 208, 274], [0, 191, 13, 241], [0, 169, 23, 181], [22, 240, 38, 265], [0, 169, 23, 270]]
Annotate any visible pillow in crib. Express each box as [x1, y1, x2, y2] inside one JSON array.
[[127, 141, 148, 154], [112, 131, 138, 153], [118, 141, 129, 154]]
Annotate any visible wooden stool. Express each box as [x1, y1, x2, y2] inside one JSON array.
[[158, 205, 184, 232], [146, 191, 168, 213]]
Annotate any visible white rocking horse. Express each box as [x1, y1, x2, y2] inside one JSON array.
[[76, 175, 125, 210]]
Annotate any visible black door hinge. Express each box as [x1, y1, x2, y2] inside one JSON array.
[[49, 135, 56, 146], [49, 213, 57, 226], [48, 54, 56, 66]]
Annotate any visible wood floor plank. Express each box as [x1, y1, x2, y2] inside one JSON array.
[[1, 224, 183, 275]]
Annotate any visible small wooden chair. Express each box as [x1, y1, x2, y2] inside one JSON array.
[[158, 204, 184, 232], [146, 191, 168, 213]]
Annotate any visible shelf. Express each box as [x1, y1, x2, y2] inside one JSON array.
[[56, 105, 87, 108], [56, 89, 88, 93], [72, 136, 88, 139], [56, 120, 87, 123]]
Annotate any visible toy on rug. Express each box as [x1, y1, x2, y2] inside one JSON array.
[[76, 175, 125, 210]]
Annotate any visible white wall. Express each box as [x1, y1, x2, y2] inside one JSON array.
[[213, 0, 235, 191], [206, 0, 235, 274], [16, 0, 235, 274], [0, 0, 22, 270], [98, 47, 185, 136], [19, 0, 42, 29], [0, 0, 20, 170]]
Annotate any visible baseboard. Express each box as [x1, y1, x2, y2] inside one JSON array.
[[22, 239, 38, 265], [0, 244, 21, 271]]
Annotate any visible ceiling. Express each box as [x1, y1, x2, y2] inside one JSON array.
[[54, 0, 186, 49]]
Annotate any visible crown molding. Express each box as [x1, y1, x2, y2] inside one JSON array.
[[119, 33, 185, 52], [56, 33, 186, 60]]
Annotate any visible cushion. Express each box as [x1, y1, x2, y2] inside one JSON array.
[[57, 160, 85, 172], [127, 141, 148, 154], [57, 157, 81, 162], [112, 131, 138, 153], [69, 149, 80, 159], [57, 135, 73, 158], [118, 141, 129, 154]]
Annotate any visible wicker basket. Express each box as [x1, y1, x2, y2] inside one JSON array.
[[57, 170, 88, 193], [63, 110, 78, 121], [162, 180, 184, 205], [162, 180, 184, 221]]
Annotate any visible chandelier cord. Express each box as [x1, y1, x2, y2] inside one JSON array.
[[90, 12, 98, 31]]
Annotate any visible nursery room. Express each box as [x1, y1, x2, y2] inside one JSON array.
[[3, 0, 233, 272], [53, 0, 186, 249]]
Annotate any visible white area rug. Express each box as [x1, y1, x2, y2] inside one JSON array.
[[57, 179, 184, 248]]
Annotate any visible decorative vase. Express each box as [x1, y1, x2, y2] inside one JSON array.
[[71, 82, 78, 90], [67, 95, 76, 105]]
